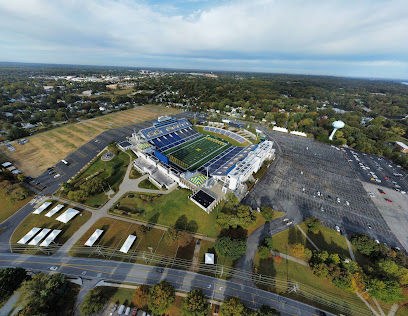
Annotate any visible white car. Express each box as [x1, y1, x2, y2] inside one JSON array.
[[401, 191, 406, 195], [50, 266, 59, 271], [335, 225, 341, 233], [54, 173, 61, 178]]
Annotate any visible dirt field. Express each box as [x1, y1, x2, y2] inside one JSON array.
[[0, 105, 179, 177]]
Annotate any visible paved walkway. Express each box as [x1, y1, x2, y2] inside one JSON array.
[[54, 153, 215, 256], [0, 292, 20, 316], [296, 225, 320, 251], [270, 250, 309, 267], [346, 237, 356, 261]]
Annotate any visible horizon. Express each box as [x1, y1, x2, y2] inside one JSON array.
[[1, 60, 408, 82], [0, 0, 407, 79]]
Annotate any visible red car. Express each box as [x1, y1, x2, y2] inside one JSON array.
[[384, 177, 389, 180], [385, 199, 392, 202]]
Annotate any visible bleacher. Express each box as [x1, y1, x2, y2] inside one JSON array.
[[140, 118, 191, 141], [149, 127, 201, 151], [198, 144, 258, 176], [203, 126, 247, 143]]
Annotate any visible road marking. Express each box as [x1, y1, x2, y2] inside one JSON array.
[[0, 259, 321, 316]]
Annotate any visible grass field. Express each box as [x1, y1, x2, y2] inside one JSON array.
[[70, 217, 198, 267], [70, 150, 130, 208], [254, 253, 370, 316], [164, 135, 231, 170], [0, 186, 33, 223], [0, 105, 179, 177], [194, 125, 250, 147], [110, 189, 220, 237], [11, 200, 91, 254]]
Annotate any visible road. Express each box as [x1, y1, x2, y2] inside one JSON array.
[[0, 112, 192, 253], [0, 253, 333, 316]]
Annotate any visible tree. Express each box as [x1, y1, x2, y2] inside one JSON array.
[[178, 231, 193, 247], [19, 273, 71, 315], [258, 246, 270, 259], [257, 304, 280, 316], [0, 267, 28, 304], [80, 287, 109, 316], [182, 289, 209, 316], [215, 237, 247, 260], [148, 280, 175, 314], [332, 273, 353, 291], [135, 224, 149, 236], [164, 227, 179, 244], [289, 243, 305, 259], [304, 218, 321, 234], [264, 237, 273, 250], [220, 297, 245, 316], [351, 234, 379, 256], [260, 206, 274, 221], [133, 284, 150, 309], [367, 278, 405, 303]]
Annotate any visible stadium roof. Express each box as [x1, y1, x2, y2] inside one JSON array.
[[40, 229, 62, 247], [84, 229, 104, 247], [17, 227, 41, 244], [45, 204, 64, 217], [119, 235, 137, 253], [32, 202, 52, 214], [55, 208, 79, 223]]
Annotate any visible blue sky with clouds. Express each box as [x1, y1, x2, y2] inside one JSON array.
[[0, 0, 407, 79]]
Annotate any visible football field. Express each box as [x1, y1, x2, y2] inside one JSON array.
[[164, 135, 231, 170]]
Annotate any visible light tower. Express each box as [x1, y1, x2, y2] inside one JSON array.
[[329, 120, 345, 141]]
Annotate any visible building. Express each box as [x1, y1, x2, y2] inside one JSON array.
[[130, 116, 275, 211], [395, 141, 408, 153]]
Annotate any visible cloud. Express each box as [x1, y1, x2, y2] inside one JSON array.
[[0, 0, 407, 78]]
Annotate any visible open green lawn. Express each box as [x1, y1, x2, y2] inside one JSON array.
[[0, 186, 33, 223], [11, 201, 91, 254], [193, 125, 250, 147], [138, 178, 161, 190], [254, 253, 370, 316], [298, 223, 350, 258], [129, 168, 143, 179], [111, 189, 220, 237]]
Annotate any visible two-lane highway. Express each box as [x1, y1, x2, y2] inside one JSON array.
[[0, 253, 334, 316]]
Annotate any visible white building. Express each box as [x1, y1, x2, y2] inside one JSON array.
[[226, 140, 275, 191]]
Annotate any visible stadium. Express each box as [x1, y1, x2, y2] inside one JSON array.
[[130, 116, 275, 212]]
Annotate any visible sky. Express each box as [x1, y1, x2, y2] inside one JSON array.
[[0, 0, 407, 79]]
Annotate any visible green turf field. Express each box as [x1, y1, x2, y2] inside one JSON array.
[[164, 135, 231, 170]]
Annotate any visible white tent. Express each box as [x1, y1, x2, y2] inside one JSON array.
[[205, 253, 215, 265], [55, 208, 79, 223], [40, 230, 62, 247], [17, 227, 41, 244], [32, 202, 52, 214], [119, 235, 137, 253], [28, 228, 51, 245], [84, 229, 104, 247], [45, 204, 64, 217]]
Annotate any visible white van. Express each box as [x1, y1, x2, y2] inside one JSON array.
[[125, 307, 131, 315], [61, 159, 69, 165]]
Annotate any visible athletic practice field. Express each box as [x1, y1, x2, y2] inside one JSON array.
[[0, 105, 179, 177], [164, 135, 231, 170]]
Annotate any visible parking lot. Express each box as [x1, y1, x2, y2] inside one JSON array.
[[343, 147, 407, 192], [243, 130, 405, 251]]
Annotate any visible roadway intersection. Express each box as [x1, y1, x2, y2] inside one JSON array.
[[0, 253, 334, 316]]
